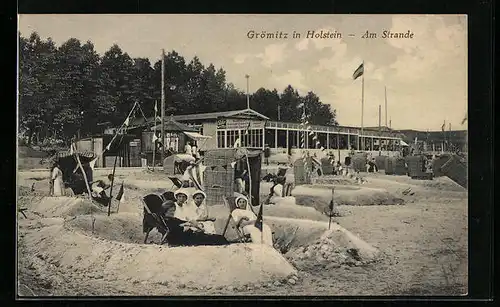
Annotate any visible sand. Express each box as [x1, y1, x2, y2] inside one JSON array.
[[22, 222, 296, 292], [17, 166, 467, 296]]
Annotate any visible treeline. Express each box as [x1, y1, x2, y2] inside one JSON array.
[[19, 32, 338, 146]]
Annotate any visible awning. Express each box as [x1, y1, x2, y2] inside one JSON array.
[[183, 131, 212, 140], [400, 140, 409, 146]]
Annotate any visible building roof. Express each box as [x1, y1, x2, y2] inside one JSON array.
[[394, 129, 467, 143], [171, 108, 270, 121], [150, 117, 199, 132], [128, 108, 269, 129]]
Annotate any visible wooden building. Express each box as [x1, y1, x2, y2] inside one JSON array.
[[129, 108, 406, 164], [74, 134, 140, 168]]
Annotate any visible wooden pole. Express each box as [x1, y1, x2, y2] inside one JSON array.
[[72, 144, 95, 233], [328, 188, 335, 230], [152, 100, 157, 171], [361, 60, 365, 151], [378, 105, 382, 156], [161, 49, 166, 165], [107, 152, 119, 216], [245, 75, 250, 109], [384, 86, 388, 127], [245, 155, 256, 215], [337, 133, 340, 164]]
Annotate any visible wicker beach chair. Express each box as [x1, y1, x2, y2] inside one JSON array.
[[221, 196, 252, 243]]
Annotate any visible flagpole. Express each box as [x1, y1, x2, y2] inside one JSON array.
[[152, 101, 157, 172], [361, 60, 365, 151], [384, 86, 388, 127], [245, 74, 250, 109], [161, 49, 166, 165], [378, 105, 382, 156], [449, 122, 452, 152]]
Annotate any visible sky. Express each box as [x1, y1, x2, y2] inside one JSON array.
[[18, 14, 467, 131]]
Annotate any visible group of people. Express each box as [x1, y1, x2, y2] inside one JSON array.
[[184, 141, 200, 161], [148, 187, 274, 247]]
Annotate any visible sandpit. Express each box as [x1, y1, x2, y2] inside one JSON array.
[[26, 196, 106, 218], [292, 185, 405, 214], [287, 226, 380, 271], [22, 223, 297, 291]]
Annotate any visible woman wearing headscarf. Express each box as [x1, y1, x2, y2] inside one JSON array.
[[231, 195, 273, 246], [51, 161, 64, 196], [173, 188, 203, 232], [190, 190, 216, 234]]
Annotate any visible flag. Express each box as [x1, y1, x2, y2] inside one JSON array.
[[233, 138, 241, 148], [152, 134, 159, 144], [115, 182, 125, 203], [124, 116, 130, 127], [352, 63, 364, 80], [245, 122, 251, 135], [254, 204, 263, 231], [89, 157, 98, 170]]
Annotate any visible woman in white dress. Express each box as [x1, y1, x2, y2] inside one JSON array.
[[173, 188, 203, 232], [231, 195, 273, 246], [51, 162, 64, 196], [190, 190, 216, 234]]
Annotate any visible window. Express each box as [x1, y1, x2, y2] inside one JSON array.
[[217, 131, 225, 148], [248, 129, 263, 148], [329, 133, 337, 149], [227, 130, 238, 148], [289, 130, 298, 148], [265, 128, 275, 148], [277, 129, 287, 148], [318, 133, 327, 149]]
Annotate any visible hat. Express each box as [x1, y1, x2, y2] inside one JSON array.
[[192, 190, 206, 199], [235, 194, 249, 208], [174, 188, 189, 199]]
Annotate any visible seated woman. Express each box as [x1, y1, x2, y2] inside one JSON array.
[[161, 196, 228, 247], [231, 195, 273, 246], [190, 190, 217, 234], [90, 174, 114, 205], [173, 188, 204, 232]]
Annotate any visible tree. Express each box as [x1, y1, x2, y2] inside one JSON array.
[[251, 88, 280, 119], [100, 44, 135, 125], [18, 32, 340, 146], [301, 91, 338, 126], [18, 32, 59, 145], [278, 85, 302, 122]]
